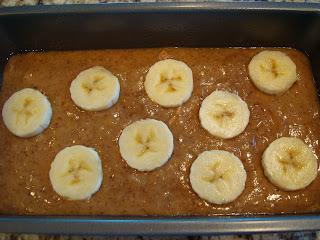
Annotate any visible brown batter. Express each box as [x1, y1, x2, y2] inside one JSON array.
[[0, 48, 319, 215]]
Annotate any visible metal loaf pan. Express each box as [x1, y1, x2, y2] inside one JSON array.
[[0, 2, 320, 235]]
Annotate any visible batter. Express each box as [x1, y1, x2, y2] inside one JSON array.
[[0, 48, 319, 215]]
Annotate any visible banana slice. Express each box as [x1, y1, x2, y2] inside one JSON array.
[[199, 90, 250, 139], [144, 59, 193, 107], [262, 137, 318, 191], [119, 119, 174, 171], [49, 145, 103, 200], [70, 66, 120, 111], [2, 88, 52, 138], [190, 150, 247, 205], [248, 50, 297, 94]]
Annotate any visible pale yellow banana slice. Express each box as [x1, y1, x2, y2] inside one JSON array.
[[199, 90, 250, 139], [262, 137, 318, 191], [49, 145, 103, 200], [248, 50, 297, 94], [144, 59, 193, 107], [190, 150, 247, 205], [70, 66, 120, 111], [2, 88, 52, 138], [119, 119, 174, 171]]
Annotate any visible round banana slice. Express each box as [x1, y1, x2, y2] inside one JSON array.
[[70, 66, 120, 111], [199, 90, 250, 139], [2, 88, 52, 138], [262, 137, 318, 191], [248, 50, 297, 95], [190, 150, 247, 205], [144, 59, 193, 107], [119, 119, 174, 171], [49, 145, 103, 200]]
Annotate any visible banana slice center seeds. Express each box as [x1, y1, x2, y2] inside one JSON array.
[[62, 158, 93, 185], [135, 130, 157, 157], [158, 72, 182, 93], [14, 98, 38, 125], [260, 58, 284, 79], [211, 103, 235, 128], [82, 76, 107, 94], [277, 148, 305, 174], [203, 163, 231, 186]]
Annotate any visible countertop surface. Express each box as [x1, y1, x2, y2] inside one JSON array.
[[1, 0, 320, 6], [1, 233, 320, 240], [0, 0, 320, 239]]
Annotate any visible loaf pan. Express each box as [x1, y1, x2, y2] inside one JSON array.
[[0, 2, 320, 235]]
